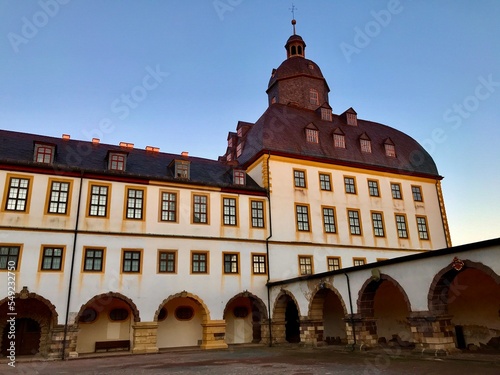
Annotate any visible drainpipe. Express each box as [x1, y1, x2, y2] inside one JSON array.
[[61, 174, 83, 360], [265, 152, 273, 347], [344, 273, 356, 350]]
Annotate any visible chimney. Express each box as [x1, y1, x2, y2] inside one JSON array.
[[146, 146, 160, 153], [62, 134, 70, 140], [92, 138, 100, 145], [119, 142, 134, 149], [181, 151, 189, 158]]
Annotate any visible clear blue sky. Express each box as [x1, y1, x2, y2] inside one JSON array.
[[1, 0, 499, 246]]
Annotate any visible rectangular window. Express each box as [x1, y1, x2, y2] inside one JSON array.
[[5, 177, 30, 212], [353, 258, 366, 267], [391, 183, 402, 199], [89, 184, 109, 217], [327, 257, 341, 271], [360, 139, 372, 153], [174, 160, 190, 179], [0, 246, 20, 270], [416, 216, 429, 240], [158, 251, 176, 273], [309, 89, 319, 105], [41, 247, 63, 271], [412, 186, 423, 202], [344, 177, 356, 194], [252, 254, 267, 275], [319, 173, 331, 191], [223, 253, 239, 274], [122, 250, 141, 273], [296, 205, 310, 231], [193, 194, 208, 224], [321, 108, 332, 121], [126, 188, 144, 220], [34, 144, 54, 164], [306, 128, 319, 143], [348, 209, 362, 235], [368, 180, 379, 197], [191, 252, 208, 274], [83, 248, 104, 272], [294, 170, 306, 188], [109, 153, 126, 171], [299, 256, 313, 275], [236, 143, 243, 157], [334, 134, 345, 148], [48, 181, 70, 214], [223, 197, 237, 226], [322, 207, 336, 233], [233, 170, 246, 185], [251, 200, 265, 228], [161, 191, 177, 222], [395, 215, 408, 238], [385, 144, 396, 157], [371, 212, 385, 237]]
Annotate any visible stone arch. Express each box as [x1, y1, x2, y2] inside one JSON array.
[[75, 291, 141, 324], [308, 282, 347, 318], [224, 291, 268, 320], [428, 259, 500, 314], [357, 274, 412, 317], [272, 289, 301, 319], [272, 289, 301, 343], [154, 290, 210, 323], [0, 292, 58, 357]]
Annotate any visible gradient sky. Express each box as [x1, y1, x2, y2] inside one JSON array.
[[1, 0, 499, 246]]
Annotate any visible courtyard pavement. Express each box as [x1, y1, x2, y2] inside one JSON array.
[[1, 345, 500, 375]]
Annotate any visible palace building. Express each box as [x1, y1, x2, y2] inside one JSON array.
[[0, 21, 498, 358]]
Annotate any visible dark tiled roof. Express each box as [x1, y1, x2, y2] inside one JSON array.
[[237, 104, 440, 178], [0, 129, 265, 192], [268, 57, 327, 91]]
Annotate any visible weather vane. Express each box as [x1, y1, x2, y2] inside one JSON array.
[[290, 4, 297, 34]]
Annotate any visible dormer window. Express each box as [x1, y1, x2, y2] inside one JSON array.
[[233, 170, 246, 186], [309, 89, 319, 105], [174, 160, 190, 179], [385, 143, 396, 157], [306, 128, 319, 143], [108, 153, 126, 171], [321, 108, 332, 121], [346, 112, 357, 126], [34, 143, 55, 164], [360, 134, 371, 153], [236, 142, 243, 157], [333, 128, 346, 148]]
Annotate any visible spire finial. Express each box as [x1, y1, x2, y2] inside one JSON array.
[[290, 4, 297, 35]]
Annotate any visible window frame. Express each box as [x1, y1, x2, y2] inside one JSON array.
[[391, 183, 403, 200], [412, 185, 424, 202], [250, 199, 265, 229], [360, 139, 372, 153], [319, 173, 332, 191], [334, 133, 346, 148], [158, 250, 177, 274], [0, 244, 22, 271], [108, 152, 126, 171], [251, 253, 267, 275], [322, 206, 337, 234], [125, 186, 146, 221], [87, 182, 111, 218], [295, 203, 311, 232], [298, 255, 313, 275], [395, 214, 409, 239], [233, 170, 246, 186], [39, 245, 65, 272], [309, 88, 319, 105], [353, 257, 366, 267], [121, 249, 143, 274], [191, 251, 209, 274], [160, 190, 178, 223], [347, 209, 362, 236], [174, 160, 190, 179], [367, 180, 380, 197], [385, 143, 396, 157], [416, 216, 430, 240], [223, 252, 240, 275], [327, 256, 341, 271], [306, 128, 319, 143], [45, 178, 72, 215], [34, 143, 55, 164], [82, 247, 106, 273], [192, 193, 209, 225], [293, 169, 307, 188], [344, 176, 357, 194], [371, 211, 385, 237], [3, 174, 33, 213], [222, 196, 238, 226]]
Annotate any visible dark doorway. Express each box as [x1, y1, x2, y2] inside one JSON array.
[[251, 302, 262, 343], [2, 318, 41, 356], [285, 300, 300, 343], [455, 325, 466, 349]]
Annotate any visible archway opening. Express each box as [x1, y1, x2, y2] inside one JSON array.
[[224, 294, 267, 344], [310, 288, 346, 345], [2, 318, 40, 356], [285, 299, 300, 343]]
